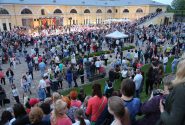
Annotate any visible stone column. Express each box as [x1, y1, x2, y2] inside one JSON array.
[[0, 19, 3, 31], [6, 19, 10, 31]]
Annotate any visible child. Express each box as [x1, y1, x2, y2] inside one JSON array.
[[104, 80, 114, 98], [11, 84, 20, 103], [73, 109, 91, 125]]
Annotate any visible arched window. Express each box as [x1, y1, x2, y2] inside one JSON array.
[[123, 9, 129, 13], [54, 9, 62, 14], [0, 8, 9, 15], [107, 9, 112, 13], [21, 8, 32, 14], [70, 9, 77, 14], [136, 8, 143, 13], [96, 9, 102, 13], [84, 9, 90, 13]]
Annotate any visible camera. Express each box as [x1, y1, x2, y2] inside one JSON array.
[[153, 89, 163, 96]]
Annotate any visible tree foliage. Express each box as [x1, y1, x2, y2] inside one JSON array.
[[172, 0, 185, 10]]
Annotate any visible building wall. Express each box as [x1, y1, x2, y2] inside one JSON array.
[[0, 4, 167, 31]]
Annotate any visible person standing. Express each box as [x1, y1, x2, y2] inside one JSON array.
[[50, 100, 72, 125], [0, 69, 6, 85], [133, 69, 143, 98], [0, 85, 6, 107], [6, 68, 14, 84], [78, 65, 84, 84], [21, 75, 32, 96], [66, 70, 73, 88], [86, 83, 107, 124], [11, 84, 20, 103], [33, 56, 39, 71], [72, 68, 78, 87], [171, 55, 179, 74], [39, 61, 46, 77], [38, 77, 47, 101], [28, 62, 34, 79], [108, 96, 130, 125], [158, 59, 185, 125], [163, 54, 168, 73]]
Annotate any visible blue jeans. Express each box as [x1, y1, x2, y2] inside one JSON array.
[[38, 88, 46, 101], [171, 64, 176, 73], [8, 77, 13, 84], [86, 69, 91, 78], [40, 69, 45, 77], [163, 64, 167, 73], [135, 90, 140, 98], [68, 81, 72, 88]]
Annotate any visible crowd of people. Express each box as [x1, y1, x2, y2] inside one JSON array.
[[0, 12, 185, 125]]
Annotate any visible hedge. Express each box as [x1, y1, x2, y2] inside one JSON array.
[[61, 45, 135, 62]]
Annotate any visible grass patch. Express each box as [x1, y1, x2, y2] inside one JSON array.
[[60, 57, 175, 102]]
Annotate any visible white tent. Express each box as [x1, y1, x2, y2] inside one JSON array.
[[105, 30, 128, 39], [104, 18, 131, 23]]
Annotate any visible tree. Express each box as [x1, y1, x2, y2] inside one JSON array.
[[166, 5, 174, 12], [172, 0, 185, 10]]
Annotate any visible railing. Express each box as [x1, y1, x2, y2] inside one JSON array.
[[135, 12, 164, 26]]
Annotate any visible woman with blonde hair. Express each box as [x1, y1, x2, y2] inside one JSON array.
[[50, 99, 72, 125], [51, 92, 61, 109], [108, 96, 130, 125], [158, 59, 185, 125], [29, 107, 48, 125]]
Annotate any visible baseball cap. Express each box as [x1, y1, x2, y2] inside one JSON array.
[[29, 98, 39, 107]]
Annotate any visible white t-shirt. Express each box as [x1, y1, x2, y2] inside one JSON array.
[[104, 54, 108, 59], [39, 79, 46, 89], [72, 119, 91, 125], [34, 57, 38, 64], [55, 56, 60, 63], [163, 57, 168, 64], [134, 52, 138, 58], [133, 74, 143, 90], [121, 70, 128, 78], [95, 61, 101, 68], [12, 89, 19, 97]]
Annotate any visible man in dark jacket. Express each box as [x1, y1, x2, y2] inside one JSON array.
[[108, 69, 115, 83]]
